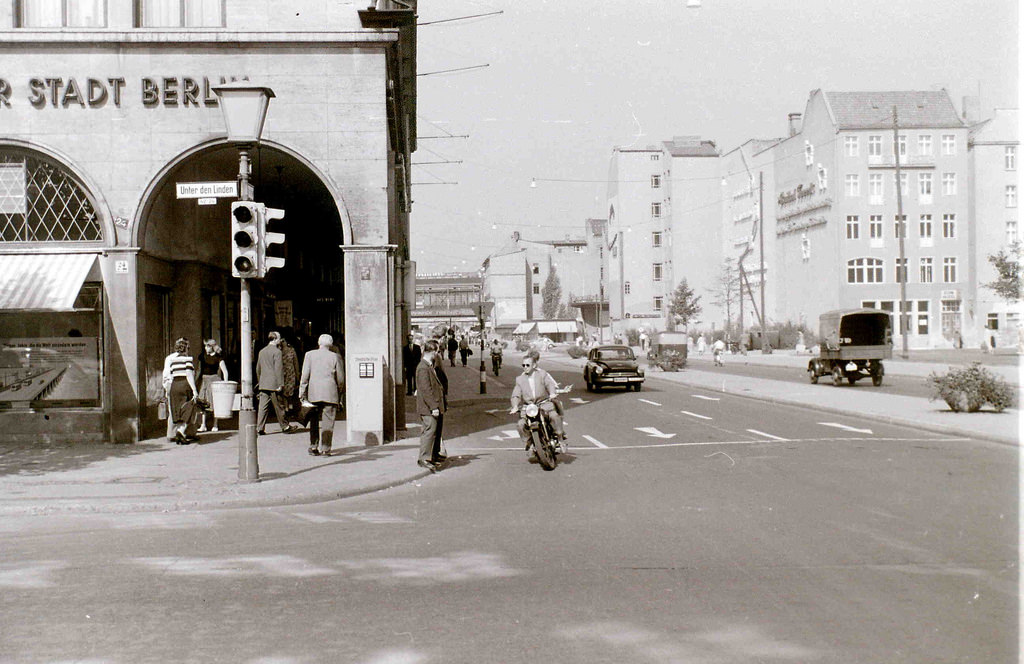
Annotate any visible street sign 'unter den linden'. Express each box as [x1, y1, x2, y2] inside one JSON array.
[[176, 181, 238, 199]]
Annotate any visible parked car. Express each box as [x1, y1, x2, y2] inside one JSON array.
[[584, 344, 644, 391]]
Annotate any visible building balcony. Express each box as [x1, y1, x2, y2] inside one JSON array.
[[867, 154, 935, 169]]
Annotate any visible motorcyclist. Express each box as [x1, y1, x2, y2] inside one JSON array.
[[509, 349, 567, 452], [712, 337, 726, 366]]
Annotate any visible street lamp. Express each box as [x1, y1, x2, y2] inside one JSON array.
[[213, 82, 275, 482]]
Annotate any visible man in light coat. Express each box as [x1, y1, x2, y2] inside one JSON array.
[[415, 339, 446, 472], [256, 330, 296, 435], [299, 333, 346, 456]]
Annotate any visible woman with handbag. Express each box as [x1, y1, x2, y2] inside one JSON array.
[[196, 339, 229, 433], [163, 337, 200, 444]]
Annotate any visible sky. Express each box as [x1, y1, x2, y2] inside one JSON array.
[[410, 0, 1019, 275]]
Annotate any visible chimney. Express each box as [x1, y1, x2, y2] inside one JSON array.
[[787, 113, 802, 137], [962, 96, 980, 123]]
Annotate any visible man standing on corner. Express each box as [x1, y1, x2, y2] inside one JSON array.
[[299, 333, 345, 457], [415, 339, 447, 473], [402, 334, 421, 396], [256, 330, 297, 435]]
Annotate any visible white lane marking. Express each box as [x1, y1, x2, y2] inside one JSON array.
[[133, 555, 336, 577], [747, 429, 789, 441], [634, 427, 676, 439], [680, 410, 712, 420], [638, 398, 662, 406], [692, 394, 720, 401], [582, 434, 608, 448], [487, 429, 521, 441], [820, 422, 874, 435], [484, 408, 506, 414], [0, 561, 66, 588], [569, 397, 590, 404], [452, 437, 967, 452]]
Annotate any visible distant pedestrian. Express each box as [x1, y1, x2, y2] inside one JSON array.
[[299, 333, 346, 457], [416, 339, 447, 472], [279, 336, 301, 426], [447, 334, 458, 367], [402, 334, 422, 395], [459, 334, 470, 366], [256, 331, 297, 435], [639, 329, 649, 353], [163, 337, 199, 444], [697, 334, 707, 355], [196, 339, 229, 433]]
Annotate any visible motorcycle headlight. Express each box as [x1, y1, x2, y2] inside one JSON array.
[[594, 365, 604, 375], [524, 403, 539, 417]]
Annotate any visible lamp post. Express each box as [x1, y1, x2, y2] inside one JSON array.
[[470, 301, 494, 393], [213, 82, 275, 482]]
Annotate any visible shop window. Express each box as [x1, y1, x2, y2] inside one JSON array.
[[0, 150, 102, 242], [135, 0, 224, 27], [15, 0, 106, 27]]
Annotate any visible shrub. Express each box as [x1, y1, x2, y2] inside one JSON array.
[[928, 363, 1016, 413], [566, 345, 586, 359], [625, 328, 641, 346], [775, 321, 816, 349], [654, 349, 686, 372]]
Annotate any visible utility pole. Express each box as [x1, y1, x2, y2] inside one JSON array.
[[758, 170, 767, 352], [893, 105, 910, 358]]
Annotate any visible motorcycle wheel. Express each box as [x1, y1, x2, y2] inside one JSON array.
[[532, 429, 557, 471]]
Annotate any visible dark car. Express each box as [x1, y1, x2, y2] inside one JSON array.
[[584, 345, 644, 392]]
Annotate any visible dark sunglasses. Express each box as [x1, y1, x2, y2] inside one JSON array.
[[522, 363, 533, 367]]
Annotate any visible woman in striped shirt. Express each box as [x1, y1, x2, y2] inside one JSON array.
[[163, 337, 199, 444]]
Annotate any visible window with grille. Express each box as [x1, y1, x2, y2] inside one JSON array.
[[0, 151, 101, 242]]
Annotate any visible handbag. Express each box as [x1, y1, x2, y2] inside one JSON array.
[[157, 400, 168, 420]]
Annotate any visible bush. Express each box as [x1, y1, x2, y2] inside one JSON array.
[[775, 321, 816, 349], [928, 363, 1015, 413], [566, 345, 587, 359], [625, 328, 641, 346], [653, 349, 686, 372]]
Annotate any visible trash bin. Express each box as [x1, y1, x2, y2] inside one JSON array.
[[211, 381, 238, 419]]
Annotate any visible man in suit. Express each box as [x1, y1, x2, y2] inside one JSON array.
[[415, 339, 447, 472], [256, 331, 297, 435], [299, 333, 346, 456], [402, 334, 421, 396]]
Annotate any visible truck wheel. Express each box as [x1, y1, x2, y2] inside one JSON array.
[[831, 365, 844, 386]]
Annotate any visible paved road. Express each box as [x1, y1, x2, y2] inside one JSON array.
[[2, 369, 1016, 663]]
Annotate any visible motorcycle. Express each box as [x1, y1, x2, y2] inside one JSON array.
[[511, 386, 570, 471], [490, 349, 502, 376], [713, 347, 724, 367]]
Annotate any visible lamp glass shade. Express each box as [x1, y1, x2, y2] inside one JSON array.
[[212, 84, 275, 143]]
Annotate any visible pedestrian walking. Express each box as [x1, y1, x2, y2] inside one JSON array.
[[458, 334, 470, 366], [446, 334, 458, 367], [279, 335, 301, 426], [416, 339, 446, 472], [196, 339, 229, 433], [697, 334, 707, 355], [402, 334, 421, 395], [639, 329, 649, 353], [256, 331, 297, 435], [162, 337, 200, 444], [299, 333, 346, 456]]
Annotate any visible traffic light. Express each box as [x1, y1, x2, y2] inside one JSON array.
[[258, 206, 286, 277], [230, 201, 260, 278]]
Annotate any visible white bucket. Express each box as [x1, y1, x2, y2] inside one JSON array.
[[211, 381, 239, 419]]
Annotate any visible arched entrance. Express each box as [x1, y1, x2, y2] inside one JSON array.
[[135, 142, 348, 438]]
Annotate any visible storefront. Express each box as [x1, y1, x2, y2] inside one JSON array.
[[0, 5, 417, 444]]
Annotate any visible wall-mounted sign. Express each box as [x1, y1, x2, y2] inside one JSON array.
[[176, 181, 237, 199], [115, 260, 128, 274], [0, 75, 247, 110]]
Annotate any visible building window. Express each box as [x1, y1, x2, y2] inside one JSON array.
[[653, 296, 663, 311], [943, 257, 958, 283], [845, 174, 860, 197], [532, 283, 540, 295], [917, 300, 930, 335], [893, 172, 908, 195], [624, 281, 631, 295], [846, 216, 860, 239], [650, 154, 660, 161], [987, 313, 999, 330], [894, 215, 907, 239], [651, 175, 661, 188], [919, 257, 933, 283], [0, 150, 102, 242], [136, 0, 225, 27], [16, 0, 106, 26], [895, 257, 908, 283], [868, 135, 882, 159], [942, 214, 957, 239], [1007, 185, 1017, 208], [895, 135, 907, 158], [651, 202, 662, 218], [942, 173, 956, 196], [844, 136, 859, 157], [1006, 146, 1017, 171], [652, 263, 663, 281], [869, 215, 883, 239], [918, 172, 933, 203], [941, 134, 956, 155], [918, 134, 932, 156], [532, 263, 539, 275], [919, 214, 933, 239], [847, 257, 883, 284], [651, 231, 662, 248], [869, 173, 884, 204], [1007, 220, 1019, 244]]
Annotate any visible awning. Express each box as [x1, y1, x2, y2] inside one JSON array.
[[0, 253, 99, 311], [536, 321, 578, 334], [512, 321, 537, 335]]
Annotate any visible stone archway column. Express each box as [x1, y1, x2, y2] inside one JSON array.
[[342, 244, 397, 446]]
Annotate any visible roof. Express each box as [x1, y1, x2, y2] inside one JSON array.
[[536, 321, 578, 334], [823, 90, 966, 129], [662, 137, 719, 157]]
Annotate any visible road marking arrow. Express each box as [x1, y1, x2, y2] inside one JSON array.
[[484, 408, 507, 414], [819, 422, 874, 435], [747, 428, 788, 441], [680, 410, 712, 420], [638, 398, 662, 406], [487, 430, 521, 441], [582, 435, 608, 448], [634, 427, 676, 439], [692, 394, 720, 401], [569, 397, 590, 404]]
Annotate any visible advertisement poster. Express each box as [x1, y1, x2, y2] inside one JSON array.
[[0, 337, 100, 408]]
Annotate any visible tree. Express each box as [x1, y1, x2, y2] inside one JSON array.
[[667, 278, 702, 331], [983, 242, 1022, 303], [707, 258, 739, 335], [541, 256, 563, 319]]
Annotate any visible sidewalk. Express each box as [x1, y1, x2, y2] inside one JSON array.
[[0, 348, 1017, 516]]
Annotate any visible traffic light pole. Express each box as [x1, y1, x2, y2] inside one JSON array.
[[236, 146, 259, 482]]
